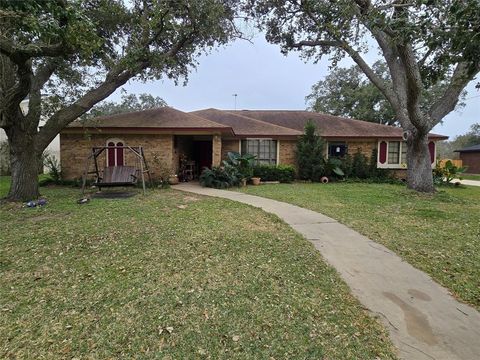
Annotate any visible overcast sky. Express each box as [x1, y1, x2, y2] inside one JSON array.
[[117, 34, 479, 139]]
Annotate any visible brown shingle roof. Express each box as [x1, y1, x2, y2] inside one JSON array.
[[68, 106, 231, 131], [227, 110, 448, 140], [191, 108, 301, 137]]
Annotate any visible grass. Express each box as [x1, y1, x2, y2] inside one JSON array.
[[462, 173, 480, 181], [238, 182, 480, 310], [0, 177, 396, 359]]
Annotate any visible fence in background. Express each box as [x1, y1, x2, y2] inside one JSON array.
[[439, 159, 463, 168]]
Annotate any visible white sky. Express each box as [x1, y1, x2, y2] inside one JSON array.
[[116, 35, 479, 139]]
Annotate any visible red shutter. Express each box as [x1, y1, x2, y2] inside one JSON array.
[[428, 141, 435, 164], [116, 142, 124, 166], [379, 141, 387, 164], [107, 142, 115, 166]]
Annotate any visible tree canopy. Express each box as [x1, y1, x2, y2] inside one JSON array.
[[0, 0, 239, 200], [306, 61, 467, 126], [84, 91, 168, 119], [246, 0, 480, 192]]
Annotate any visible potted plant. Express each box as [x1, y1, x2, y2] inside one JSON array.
[[168, 174, 179, 185], [251, 176, 261, 185]]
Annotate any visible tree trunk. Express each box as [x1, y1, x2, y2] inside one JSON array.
[[5, 126, 42, 201], [406, 130, 435, 193]]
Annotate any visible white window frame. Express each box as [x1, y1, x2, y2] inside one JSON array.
[[106, 138, 125, 167], [377, 140, 408, 169], [377, 140, 437, 169], [240, 138, 279, 165]]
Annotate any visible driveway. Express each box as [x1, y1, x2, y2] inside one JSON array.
[[174, 183, 480, 360]]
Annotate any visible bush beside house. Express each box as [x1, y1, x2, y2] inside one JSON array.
[[253, 164, 295, 183]]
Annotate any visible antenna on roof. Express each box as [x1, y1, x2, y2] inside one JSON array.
[[232, 93, 238, 110]]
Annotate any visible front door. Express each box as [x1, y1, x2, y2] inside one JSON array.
[[193, 141, 213, 171]]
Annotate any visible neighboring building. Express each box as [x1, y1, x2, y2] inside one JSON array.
[[454, 144, 480, 174], [60, 107, 447, 180]]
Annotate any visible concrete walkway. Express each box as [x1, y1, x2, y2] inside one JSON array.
[[173, 183, 480, 360], [456, 179, 480, 187]]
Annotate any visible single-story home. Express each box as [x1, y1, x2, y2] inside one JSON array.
[[60, 107, 447, 180], [454, 144, 480, 174]]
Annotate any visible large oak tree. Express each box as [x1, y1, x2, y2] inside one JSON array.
[[0, 0, 238, 201], [247, 0, 480, 192]]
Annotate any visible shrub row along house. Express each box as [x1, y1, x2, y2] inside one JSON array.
[[60, 107, 447, 181]]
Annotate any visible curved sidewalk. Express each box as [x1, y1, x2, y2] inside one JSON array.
[[173, 183, 480, 360]]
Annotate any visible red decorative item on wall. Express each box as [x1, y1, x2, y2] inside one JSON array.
[[428, 142, 435, 164], [379, 141, 387, 164], [107, 142, 115, 166]]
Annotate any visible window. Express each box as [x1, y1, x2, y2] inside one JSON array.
[[388, 141, 400, 164], [106, 139, 125, 167], [241, 139, 277, 165], [379, 141, 408, 168], [328, 143, 348, 158], [401, 143, 407, 164]]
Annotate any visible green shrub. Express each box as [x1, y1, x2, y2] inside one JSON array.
[[224, 152, 256, 180], [253, 164, 295, 183], [296, 121, 325, 181], [43, 153, 61, 182], [199, 165, 240, 189], [351, 151, 369, 179], [433, 160, 466, 185], [340, 149, 391, 181]]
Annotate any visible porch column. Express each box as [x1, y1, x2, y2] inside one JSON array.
[[212, 134, 222, 167]]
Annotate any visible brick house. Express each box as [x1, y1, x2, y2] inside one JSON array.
[[60, 107, 447, 180]]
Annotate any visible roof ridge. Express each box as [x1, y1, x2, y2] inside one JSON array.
[[232, 109, 401, 130], [217, 109, 303, 134]]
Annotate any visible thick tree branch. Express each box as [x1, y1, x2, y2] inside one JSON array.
[[1, 58, 32, 126], [35, 32, 197, 151], [396, 43, 426, 131], [0, 38, 68, 63], [290, 38, 397, 106], [26, 59, 60, 128], [429, 61, 480, 125]]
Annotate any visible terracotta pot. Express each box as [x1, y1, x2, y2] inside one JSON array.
[[251, 177, 261, 186], [320, 176, 329, 184], [168, 175, 179, 185]]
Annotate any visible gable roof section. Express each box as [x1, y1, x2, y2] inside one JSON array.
[[227, 110, 448, 140], [454, 144, 480, 153], [191, 108, 301, 137], [67, 106, 232, 132]]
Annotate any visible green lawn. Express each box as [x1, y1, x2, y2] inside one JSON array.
[[238, 182, 480, 310], [0, 178, 395, 359], [462, 173, 480, 181]]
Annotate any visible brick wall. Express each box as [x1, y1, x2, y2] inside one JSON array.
[[279, 140, 297, 166], [212, 135, 222, 166], [60, 132, 173, 180], [221, 139, 240, 160], [345, 140, 376, 158]]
